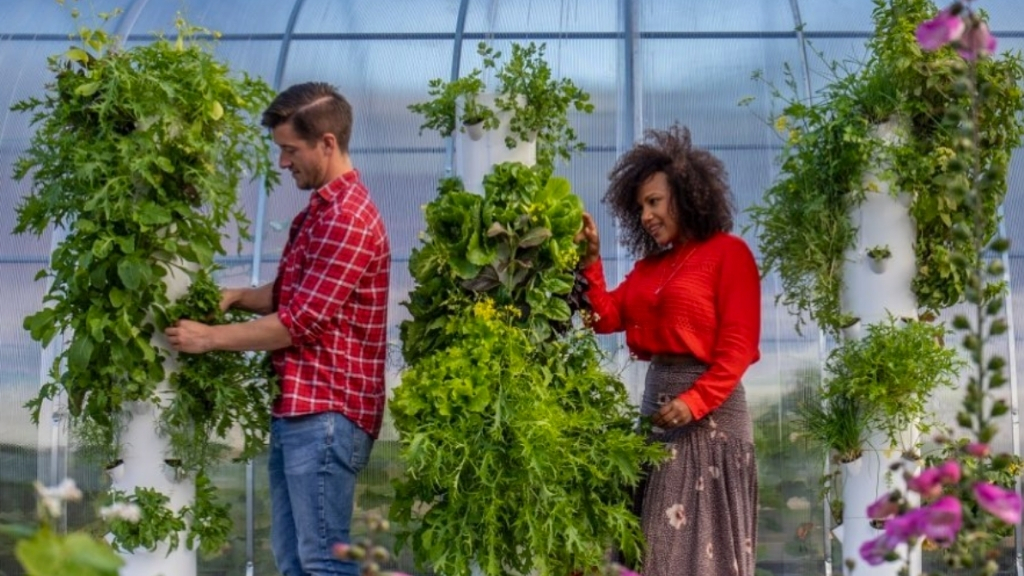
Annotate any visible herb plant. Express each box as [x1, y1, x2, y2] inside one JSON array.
[[822, 317, 963, 451], [748, 0, 1024, 335], [408, 41, 594, 170], [11, 13, 278, 554]]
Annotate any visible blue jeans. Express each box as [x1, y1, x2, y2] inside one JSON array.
[[269, 412, 374, 576]]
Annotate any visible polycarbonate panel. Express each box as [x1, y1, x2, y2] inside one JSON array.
[[463, 0, 620, 34], [296, 0, 463, 34], [0, 0, 126, 35], [797, 0, 876, 32], [281, 39, 453, 143], [129, 0, 296, 35], [638, 0, 796, 33], [799, 0, 1024, 33], [640, 38, 803, 148], [0, 262, 46, 446]]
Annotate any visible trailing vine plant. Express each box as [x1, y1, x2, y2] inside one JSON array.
[[11, 10, 278, 554], [747, 0, 1024, 335]]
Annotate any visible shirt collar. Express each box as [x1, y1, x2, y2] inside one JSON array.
[[311, 169, 360, 205]]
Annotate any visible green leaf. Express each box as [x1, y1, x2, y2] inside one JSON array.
[[75, 82, 101, 97], [68, 336, 95, 371], [518, 227, 551, 249], [65, 47, 90, 63], [209, 100, 224, 120], [117, 259, 145, 290]]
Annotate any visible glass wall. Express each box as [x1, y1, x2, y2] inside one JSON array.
[[1, 1, 1022, 575]]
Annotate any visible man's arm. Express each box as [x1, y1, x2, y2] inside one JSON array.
[[222, 282, 275, 315], [166, 313, 292, 353]]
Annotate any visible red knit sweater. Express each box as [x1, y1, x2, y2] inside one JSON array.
[[580, 232, 761, 421]]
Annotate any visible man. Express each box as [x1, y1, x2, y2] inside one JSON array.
[[166, 82, 391, 576]]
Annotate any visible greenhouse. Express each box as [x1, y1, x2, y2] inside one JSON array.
[[1, 0, 1023, 575]]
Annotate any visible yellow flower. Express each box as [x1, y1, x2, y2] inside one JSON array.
[[774, 115, 788, 133], [472, 299, 497, 321]]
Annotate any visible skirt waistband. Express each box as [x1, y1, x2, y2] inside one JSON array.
[[650, 354, 703, 367]]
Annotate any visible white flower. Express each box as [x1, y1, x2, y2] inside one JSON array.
[[100, 502, 143, 523], [33, 478, 83, 517]]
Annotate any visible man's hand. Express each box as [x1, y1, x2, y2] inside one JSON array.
[[166, 319, 215, 354]]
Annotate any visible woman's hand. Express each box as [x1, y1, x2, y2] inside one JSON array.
[[575, 212, 601, 269], [652, 398, 693, 430]]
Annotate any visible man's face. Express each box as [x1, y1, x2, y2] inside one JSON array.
[[272, 122, 329, 191]]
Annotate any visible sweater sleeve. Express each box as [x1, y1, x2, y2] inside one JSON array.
[[579, 259, 628, 334], [678, 239, 761, 421]]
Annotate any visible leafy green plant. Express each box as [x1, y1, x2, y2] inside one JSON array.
[[408, 41, 594, 169], [866, 245, 892, 260], [401, 164, 584, 363], [747, 0, 1024, 335], [391, 301, 663, 576], [394, 162, 663, 575], [104, 486, 186, 553], [10, 11, 278, 553], [819, 317, 963, 452], [796, 388, 869, 464]]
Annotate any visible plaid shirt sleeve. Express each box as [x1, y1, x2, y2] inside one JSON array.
[[277, 207, 378, 344]]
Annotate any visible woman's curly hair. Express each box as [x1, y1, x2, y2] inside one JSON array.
[[603, 124, 735, 258]]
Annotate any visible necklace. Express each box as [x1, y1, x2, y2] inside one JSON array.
[[654, 243, 696, 296]]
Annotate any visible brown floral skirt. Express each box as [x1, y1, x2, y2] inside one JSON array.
[[637, 359, 758, 576]]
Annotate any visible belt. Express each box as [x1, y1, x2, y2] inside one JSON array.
[[650, 354, 700, 366]]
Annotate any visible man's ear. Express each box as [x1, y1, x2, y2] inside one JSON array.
[[320, 132, 338, 155]]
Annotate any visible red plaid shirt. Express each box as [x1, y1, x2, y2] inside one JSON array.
[[271, 170, 391, 438]]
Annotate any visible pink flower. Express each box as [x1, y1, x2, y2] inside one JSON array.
[[907, 467, 944, 499], [884, 510, 923, 545], [937, 460, 961, 484], [958, 21, 997, 60], [973, 482, 1023, 525], [860, 534, 899, 566], [907, 461, 960, 499], [916, 8, 965, 51], [332, 542, 351, 559], [965, 442, 990, 457], [919, 496, 962, 547], [867, 491, 901, 520]]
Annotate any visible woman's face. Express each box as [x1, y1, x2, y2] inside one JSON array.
[[636, 172, 681, 246]]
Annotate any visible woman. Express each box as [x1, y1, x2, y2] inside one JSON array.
[[576, 124, 760, 576]]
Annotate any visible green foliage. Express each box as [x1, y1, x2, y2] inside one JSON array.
[[163, 270, 277, 474], [8, 527, 122, 576], [391, 303, 664, 576], [104, 486, 186, 553], [184, 472, 233, 556], [747, 0, 1024, 334], [408, 41, 594, 169], [10, 13, 278, 554], [866, 245, 892, 260], [819, 317, 963, 452], [795, 388, 869, 464], [395, 162, 663, 575], [401, 164, 584, 363]]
